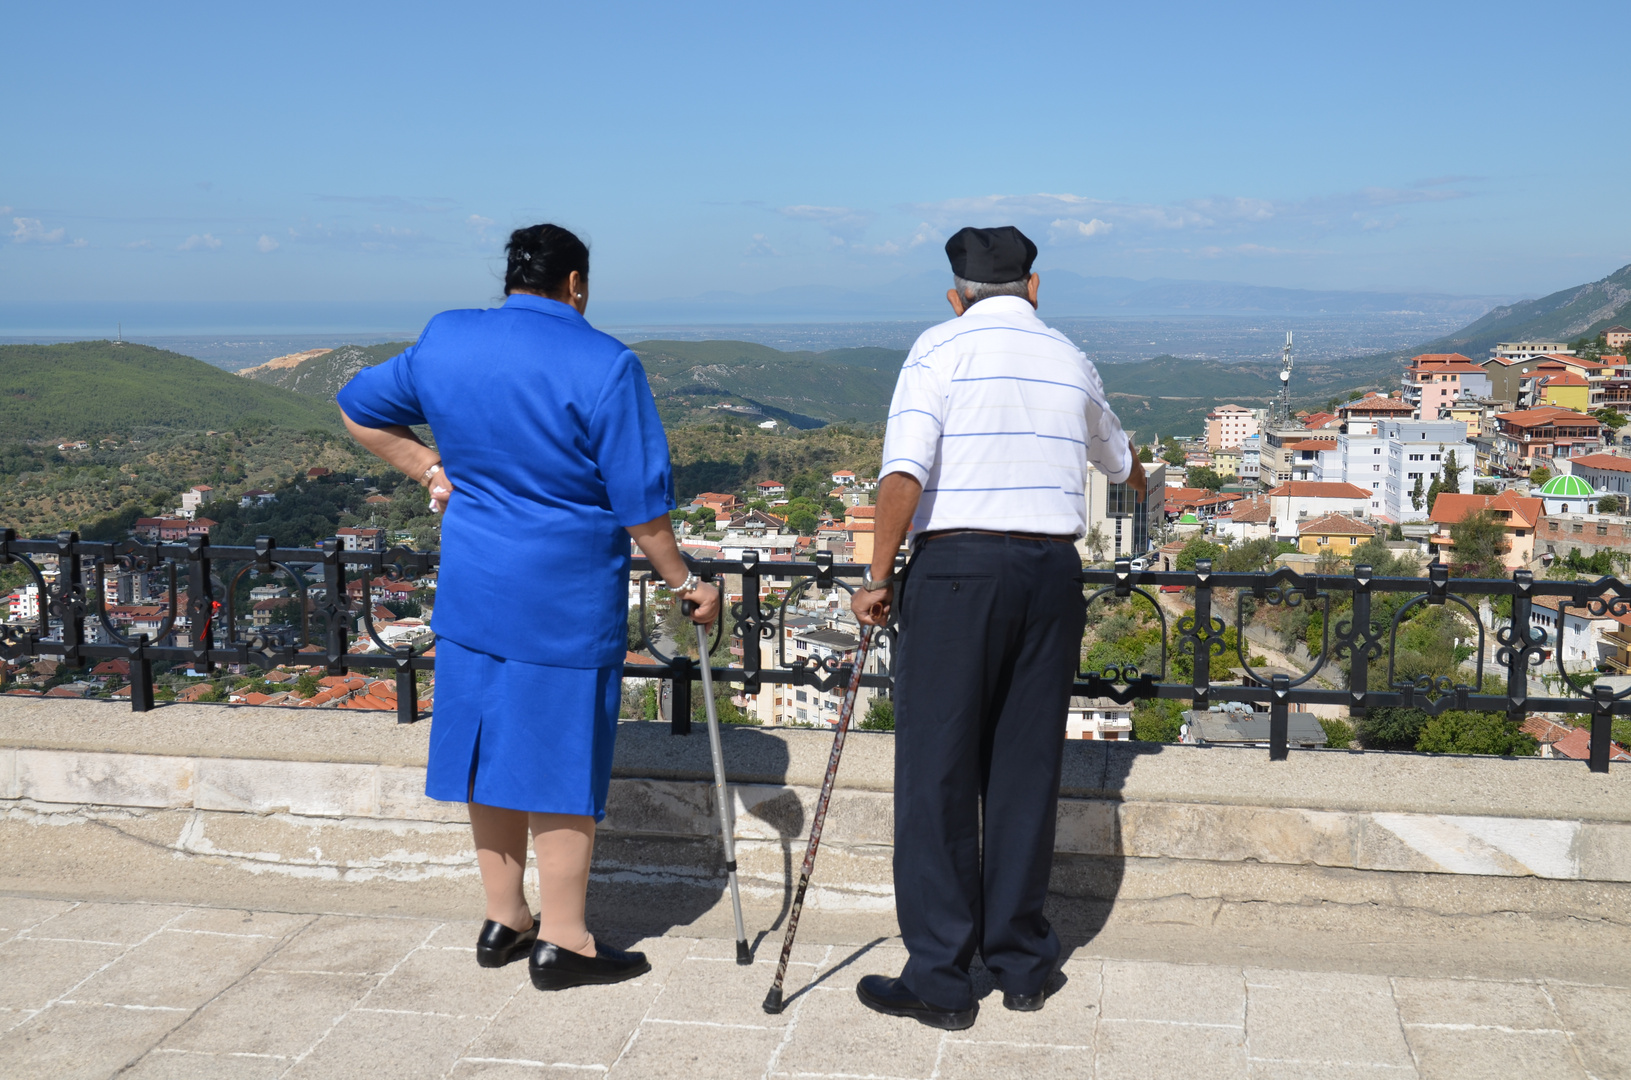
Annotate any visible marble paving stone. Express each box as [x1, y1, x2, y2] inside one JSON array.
[[1095, 1019, 1250, 1080], [1403, 1026, 1588, 1080], [424, 918, 489, 951], [1247, 983, 1413, 1069], [1101, 959, 1245, 1025], [452, 1061, 599, 1079], [168, 906, 314, 938], [612, 1020, 783, 1080], [282, 1008, 489, 1080], [1538, 983, 1631, 1080], [648, 955, 810, 1026], [71, 928, 279, 1009], [0, 1001, 184, 1080], [0, 937, 123, 1009], [936, 1039, 1096, 1080], [688, 935, 829, 967], [465, 939, 692, 1069], [773, 985, 946, 1079], [161, 971, 378, 1056], [1391, 976, 1559, 1029], [266, 914, 432, 975], [1247, 1063, 1419, 1080], [23, 900, 185, 944], [364, 944, 531, 1017], [1245, 968, 1396, 996], [121, 1048, 291, 1080], [960, 963, 1100, 1049], [0, 897, 72, 939]]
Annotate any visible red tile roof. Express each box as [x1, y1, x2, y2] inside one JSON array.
[[1411, 352, 1478, 365], [1285, 439, 1336, 452], [1429, 490, 1543, 529], [1265, 482, 1372, 499], [1297, 513, 1375, 537], [1568, 454, 1631, 474], [1497, 406, 1599, 427]]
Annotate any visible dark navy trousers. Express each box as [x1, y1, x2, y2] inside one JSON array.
[[892, 532, 1087, 1011]]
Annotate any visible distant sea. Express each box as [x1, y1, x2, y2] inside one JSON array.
[[0, 300, 1478, 370]]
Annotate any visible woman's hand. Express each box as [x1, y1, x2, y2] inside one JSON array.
[[428, 468, 455, 514], [682, 582, 721, 627]]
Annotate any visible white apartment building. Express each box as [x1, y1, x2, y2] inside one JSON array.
[[1493, 342, 1575, 361], [745, 613, 887, 727], [1079, 463, 1167, 562], [1205, 404, 1259, 450], [1239, 435, 1261, 484], [1312, 420, 1475, 522], [7, 584, 41, 622]]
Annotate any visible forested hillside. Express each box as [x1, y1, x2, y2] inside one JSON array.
[[0, 342, 347, 440], [238, 342, 410, 398]]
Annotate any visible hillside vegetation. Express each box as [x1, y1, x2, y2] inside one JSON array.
[[0, 342, 348, 441], [1421, 262, 1631, 358], [630, 340, 902, 426], [239, 342, 411, 397]]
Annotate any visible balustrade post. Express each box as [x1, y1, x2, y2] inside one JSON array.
[[319, 538, 349, 676], [54, 531, 86, 669], [1269, 673, 1290, 760], [740, 550, 762, 696], [129, 651, 154, 712], [1191, 558, 1213, 711], [1348, 564, 1372, 718], [185, 535, 214, 673], [670, 656, 693, 735], [395, 658, 419, 725], [1590, 683, 1614, 774], [1506, 569, 1534, 727]]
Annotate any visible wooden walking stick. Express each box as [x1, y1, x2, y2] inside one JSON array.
[[762, 623, 877, 1014]]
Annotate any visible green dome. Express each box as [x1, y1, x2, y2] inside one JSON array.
[[1178, 512, 1200, 524], [1539, 474, 1595, 497]]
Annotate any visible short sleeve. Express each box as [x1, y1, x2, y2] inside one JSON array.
[[878, 343, 948, 485], [1083, 360, 1133, 483], [588, 351, 675, 527], [337, 343, 428, 428]]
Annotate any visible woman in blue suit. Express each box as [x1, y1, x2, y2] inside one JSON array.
[[339, 224, 717, 991]]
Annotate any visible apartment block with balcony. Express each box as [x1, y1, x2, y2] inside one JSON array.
[[1492, 407, 1603, 477], [1403, 354, 1492, 419], [1311, 419, 1474, 522], [1204, 403, 1259, 450]]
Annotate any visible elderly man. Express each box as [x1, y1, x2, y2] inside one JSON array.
[[851, 226, 1144, 1029]]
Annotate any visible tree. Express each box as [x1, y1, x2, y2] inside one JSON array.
[[1410, 474, 1424, 512], [1440, 449, 1463, 494], [1084, 523, 1108, 564], [1189, 466, 1225, 492], [1474, 481, 1499, 496], [1592, 408, 1627, 431], [1356, 707, 1429, 750], [860, 697, 895, 731], [1137, 445, 1154, 463], [294, 671, 321, 698], [1530, 465, 1552, 485], [1425, 474, 1443, 514], [1175, 536, 1224, 571], [1132, 697, 1184, 743], [1388, 523, 1404, 541], [1414, 710, 1538, 756], [1599, 495, 1624, 514], [1161, 439, 1186, 466], [1448, 509, 1509, 578]]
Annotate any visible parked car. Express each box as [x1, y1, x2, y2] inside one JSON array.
[[1159, 584, 1185, 593]]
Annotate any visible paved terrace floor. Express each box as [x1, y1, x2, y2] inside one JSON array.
[[1, 895, 1626, 1080]]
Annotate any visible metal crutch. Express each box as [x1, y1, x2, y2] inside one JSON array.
[[683, 597, 751, 965]]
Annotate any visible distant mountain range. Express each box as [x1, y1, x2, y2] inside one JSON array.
[[1406, 262, 1631, 360], [240, 343, 410, 398], [592, 269, 1510, 323]]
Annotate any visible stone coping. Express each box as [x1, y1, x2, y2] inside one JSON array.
[[0, 696, 1627, 820]]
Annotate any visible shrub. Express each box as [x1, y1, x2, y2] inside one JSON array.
[[1132, 698, 1184, 743], [1318, 717, 1355, 749], [860, 697, 895, 731], [1414, 710, 1538, 756]]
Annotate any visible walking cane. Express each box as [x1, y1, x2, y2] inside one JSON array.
[[763, 621, 877, 1014], [682, 598, 752, 965]]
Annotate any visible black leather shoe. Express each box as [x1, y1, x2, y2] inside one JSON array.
[[476, 915, 538, 968], [1003, 989, 1046, 1011], [856, 975, 976, 1030], [529, 939, 651, 991]]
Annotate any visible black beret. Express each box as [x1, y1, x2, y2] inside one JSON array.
[[945, 226, 1038, 284]]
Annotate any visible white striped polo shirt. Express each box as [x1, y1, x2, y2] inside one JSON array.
[[880, 294, 1133, 537]]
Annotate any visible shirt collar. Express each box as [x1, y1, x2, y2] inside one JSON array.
[[502, 293, 586, 323], [964, 294, 1038, 319]]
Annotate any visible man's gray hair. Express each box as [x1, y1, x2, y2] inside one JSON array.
[[953, 275, 1029, 303]]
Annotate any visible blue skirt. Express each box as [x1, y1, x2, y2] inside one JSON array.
[[426, 637, 622, 819]]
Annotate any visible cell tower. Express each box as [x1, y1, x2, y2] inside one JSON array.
[[1276, 331, 1294, 423]]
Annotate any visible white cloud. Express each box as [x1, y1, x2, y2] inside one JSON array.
[[69, 238, 87, 248], [11, 217, 66, 244], [256, 234, 280, 252], [124, 239, 153, 250], [178, 233, 222, 251], [744, 233, 779, 257], [1048, 217, 1112, 243], [776, 204, 875, 241], [467, 214, 495, 229]]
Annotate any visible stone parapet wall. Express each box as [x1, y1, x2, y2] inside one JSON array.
[[2, 698, 1629, 914]]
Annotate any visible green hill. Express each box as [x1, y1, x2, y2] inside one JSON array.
[[0, 341, 348, 440], [629, 340, 904, 426], [239, 342, 412, 397], [1412, 262, 1631, 359]]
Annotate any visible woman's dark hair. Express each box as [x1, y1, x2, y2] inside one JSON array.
[[504, 224, 589, 297]]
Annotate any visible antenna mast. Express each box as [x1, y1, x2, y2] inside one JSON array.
[[1277, 331, 1294, 423]]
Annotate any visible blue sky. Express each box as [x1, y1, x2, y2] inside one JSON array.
[[3, 1, 1627, 314]]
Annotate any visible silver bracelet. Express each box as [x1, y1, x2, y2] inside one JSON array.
[[672, 571, 700, 595]]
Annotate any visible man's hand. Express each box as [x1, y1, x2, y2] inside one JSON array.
[[852, 584, 891, 627], [1125, 438, 1147, 498]]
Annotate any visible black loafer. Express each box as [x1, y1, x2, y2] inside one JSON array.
[[529, 939, 651, 991], [856, 975, 976, 1030], [476, 915, 538, 968], [1003, 989, 1046, 1012]]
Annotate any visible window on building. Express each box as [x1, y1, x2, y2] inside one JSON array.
[[1373, 447, 1381, 454], [1573, 523, 1584, 533], [1430, 454, 1441, 461], [796, 690, 807, 703], [1549, 521, 1559, 531], [1318, 536, 1328, 545]]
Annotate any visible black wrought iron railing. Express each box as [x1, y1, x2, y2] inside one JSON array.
[[2, 529, 1628, 771]]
